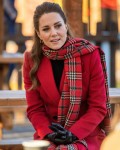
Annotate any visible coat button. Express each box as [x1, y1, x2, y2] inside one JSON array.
[[53, 116, 57, 120]]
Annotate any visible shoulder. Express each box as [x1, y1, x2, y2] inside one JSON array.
[[81, 45, 102, 72], [23, 51, 33, 68], [74, 37, 101, 57], [80, 41, 101, 61], [24, 51, 31, 61]]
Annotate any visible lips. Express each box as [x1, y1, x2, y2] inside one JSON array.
[[51, 39, 60, 42]]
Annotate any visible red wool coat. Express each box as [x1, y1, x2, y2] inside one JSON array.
[[23, 49, 107, 150]]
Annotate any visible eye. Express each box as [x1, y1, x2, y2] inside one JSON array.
[[42, 28, 49, 32], [55, 24, 62, 29]]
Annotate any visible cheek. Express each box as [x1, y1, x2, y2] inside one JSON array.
[[61, 31, 67, 39], [40, 33, 49, 41], [62, 28, 67, 36], [39, 29, 49, 40]]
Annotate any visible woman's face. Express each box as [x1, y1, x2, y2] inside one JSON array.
[[37, 12, 68, 50]]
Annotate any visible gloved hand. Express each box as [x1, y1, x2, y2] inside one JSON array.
[[47, 122, 78, 145], [45, 132, 66, 145]]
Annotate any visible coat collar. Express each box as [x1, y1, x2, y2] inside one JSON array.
[[37, 56, 64, 101]]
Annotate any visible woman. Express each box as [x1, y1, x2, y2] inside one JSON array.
[[23, 2, 111, 150]]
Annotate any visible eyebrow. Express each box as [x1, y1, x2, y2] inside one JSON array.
[[41, 21, 62, 28]]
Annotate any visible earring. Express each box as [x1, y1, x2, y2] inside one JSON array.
[[40, 39, 43, 44]]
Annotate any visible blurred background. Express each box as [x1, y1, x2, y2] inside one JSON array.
[[0, 0, 120, 90], [0, 0, 120, 146]]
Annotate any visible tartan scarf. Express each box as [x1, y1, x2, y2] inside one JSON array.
[[42, 37, 111, 150]]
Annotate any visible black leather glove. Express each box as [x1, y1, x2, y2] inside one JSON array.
[[45, 132, 66, 145], [48, 122, 78, 145]]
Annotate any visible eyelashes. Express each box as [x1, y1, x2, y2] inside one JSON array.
[[42, 24, 62, 32], [42, 28, 49, 31], [55, 24, 62, 28]]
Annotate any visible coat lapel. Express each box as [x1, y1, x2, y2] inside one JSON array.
[[37, 56, 61, 101]]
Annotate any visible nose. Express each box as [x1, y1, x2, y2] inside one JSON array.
[[50, 27, 57, 36]]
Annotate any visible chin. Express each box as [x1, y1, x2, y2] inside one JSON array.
[[52, 44, 65, 50], [55, 47, 62, 50]]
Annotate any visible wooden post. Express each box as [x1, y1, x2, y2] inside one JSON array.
[[0, 122, 3, 139], [0, 0, 3, 55], [62, 0, 83, 38]]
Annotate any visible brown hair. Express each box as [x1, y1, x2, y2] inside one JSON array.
[[29, 2, 71, 90]]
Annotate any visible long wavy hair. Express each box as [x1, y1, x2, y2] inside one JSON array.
[[30, 2, 71, 90]]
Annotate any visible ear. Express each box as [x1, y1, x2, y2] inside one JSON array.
[[65, 24, 68, 34], [65, 24, 68, 30]]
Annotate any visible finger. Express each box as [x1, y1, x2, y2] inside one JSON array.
[[47, 132, 57, 141], [60, 135, 66, 139], [51, 123, 65, 131], [67, 131, 72, 138], [49, 125, 59, 132], [52, 132, 57, 138], [49, 125, 66, 135], [54, 138, 66, 144]]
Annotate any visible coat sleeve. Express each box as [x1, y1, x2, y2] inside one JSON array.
[[23, 51, 52, 139], [69, 49, 107, 139]]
